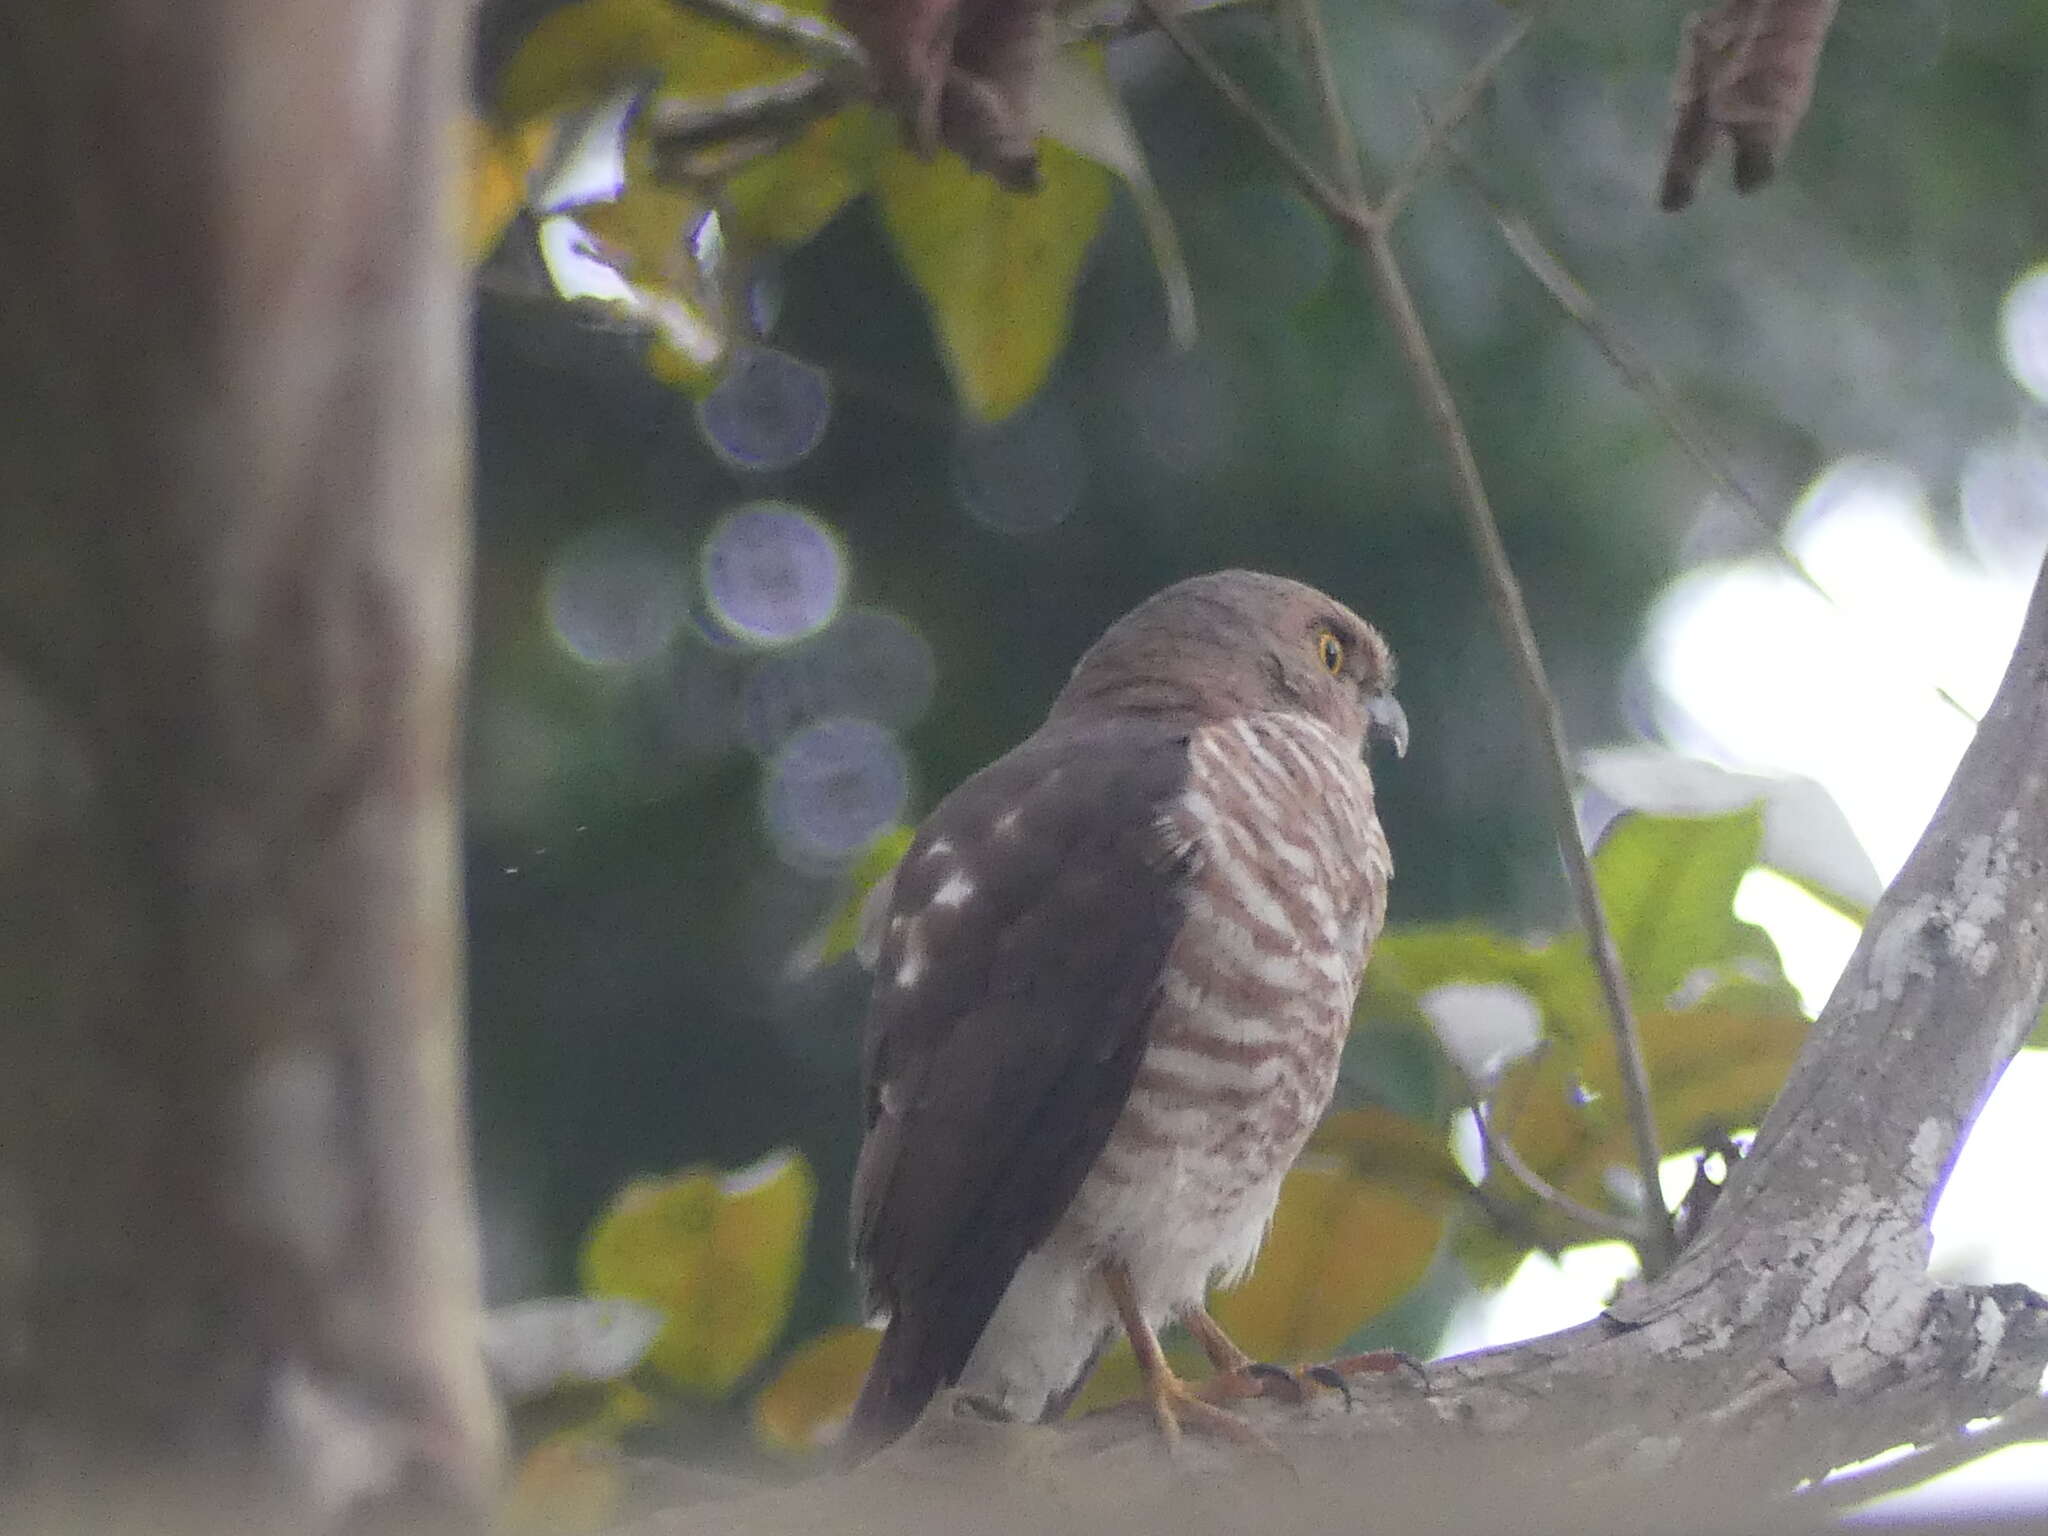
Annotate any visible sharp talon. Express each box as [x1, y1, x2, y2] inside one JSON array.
[[1317, 1349, 1430, 1392], [1305, 1364, 1355, 1409]]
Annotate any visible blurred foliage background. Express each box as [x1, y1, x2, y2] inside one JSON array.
[[458, 0, 2048, 1490]]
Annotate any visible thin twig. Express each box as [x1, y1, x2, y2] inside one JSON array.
[[1138, 0, 1372, 239], [1352, 171, 1680, 1276], [1374, 3, 1547, 225], [1438, 139, 1981, 727], [1471, 1099, 1645, 1244], [1283, 0, 1368, 205], [646, 71, 851, 163], [1147, 0, 1677, 1266], [1064, 0, 1262, 42], [1286, 1, 1682, 1269]]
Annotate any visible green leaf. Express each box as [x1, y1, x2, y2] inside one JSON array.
[[1580, 746, 1881, 914], [1355, 922, 1606, 1064], [1592, 806, 1766, 1005], [578, 1148, 815, 1396], [873, 138, 1112, 420]]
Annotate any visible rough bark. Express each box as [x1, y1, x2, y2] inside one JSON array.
[[636, 561, 2048, 1532], [0, 0, 501, 1524]]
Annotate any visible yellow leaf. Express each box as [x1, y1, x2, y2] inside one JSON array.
[[559, 127, 734, 391], [466, 114, 551, 265], [495, 0, 832, 128], [873, 139, 1112, 420], [579, 1149, 815, 1396], [1207, 1154, 1449, 1364], [789, 823, 914, 976], [1310, 1104, 1476, 1202], [728, 107, 889, 250], [752, 1324, 882, 1454], [1479, 1008, 1806, 1252], [504, 1431, 626, 1535], [576, 138, 706, 287]]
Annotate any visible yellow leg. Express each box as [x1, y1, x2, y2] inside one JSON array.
[[1181, 1306, 1313, 1405], [1100, 1263, 1290, 1460], [1182, 1305, 1254, 1375]]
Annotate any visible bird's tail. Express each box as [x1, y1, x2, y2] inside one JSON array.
[[839, 1314, 948, 1467]]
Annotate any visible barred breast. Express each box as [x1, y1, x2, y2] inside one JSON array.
[[955, 711, 1388, 1419], [1085, 711, 1387, 1297]]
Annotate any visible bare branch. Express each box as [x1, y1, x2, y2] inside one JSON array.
[[1135, 0, 1371, 239], [1275, 2, 1682, 1271], [1374, 3, 1545, 226], [1282, 0, 1368, 205], [1472, 1098, 1646, 1245], [1063, 0, 1262, 43], [1433, 140, 1980, 727]]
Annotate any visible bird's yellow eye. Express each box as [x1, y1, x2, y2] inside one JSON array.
[[1316, 630, 1344, 675]]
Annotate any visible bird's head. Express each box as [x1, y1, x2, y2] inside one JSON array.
[[1050, 570, 1407, 759]]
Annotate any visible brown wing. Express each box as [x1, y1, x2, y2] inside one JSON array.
[[843, 718, 1196, 1456]]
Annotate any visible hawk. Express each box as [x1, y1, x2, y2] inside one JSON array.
[[844, 570, 1405, 1460]]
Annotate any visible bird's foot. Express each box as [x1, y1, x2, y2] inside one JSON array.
[[1145, 1369, 1295, 1471]]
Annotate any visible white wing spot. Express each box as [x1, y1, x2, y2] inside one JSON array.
[[924, 837, 955, 860], [893, 916, 928, 990], [932, 872, 976, 908], [895, 947, 926, 990], [994, 807, 1023, 838]]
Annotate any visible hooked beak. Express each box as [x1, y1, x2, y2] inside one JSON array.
[[1365, 691, 1409, 759]]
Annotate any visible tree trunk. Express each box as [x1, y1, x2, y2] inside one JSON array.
[[0, 0, 501, 1523]]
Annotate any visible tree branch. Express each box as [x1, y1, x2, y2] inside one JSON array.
[[1618, 552, 2048, 1319], [1473, 1098, 1646, 1245], [1274, 0, 1682, 1270]]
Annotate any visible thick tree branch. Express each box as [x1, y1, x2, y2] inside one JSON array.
[[1616, 553, 2048, 1324]]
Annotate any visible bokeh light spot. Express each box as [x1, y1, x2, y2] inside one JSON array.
[[763, 717, 910, 868], [954, 395, 1087, 535], [702, 501, 846, 644], [696, 346, 832, 472], [740, 610, 937, 753], [1959, 434, 2048, 575], [545, 527, 688, 666], [1998, 263, 2048, 406]]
